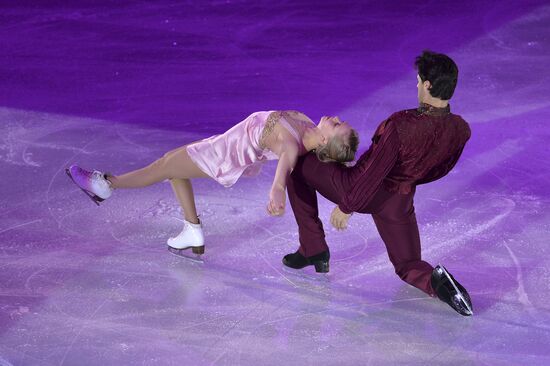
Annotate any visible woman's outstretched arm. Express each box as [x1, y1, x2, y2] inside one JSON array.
[[265, 133, 300, 216]]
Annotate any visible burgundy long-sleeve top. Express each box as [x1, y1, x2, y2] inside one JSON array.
[[338, 103, 471, 214]]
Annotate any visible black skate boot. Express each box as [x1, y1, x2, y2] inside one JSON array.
[[431, 265, 473, 316], [282, 250, 330, 273]]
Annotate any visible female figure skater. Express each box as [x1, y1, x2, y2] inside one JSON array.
[[66, 110, 359, 255]]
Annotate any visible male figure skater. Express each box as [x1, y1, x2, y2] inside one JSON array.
[[282, 50, 473, 316]]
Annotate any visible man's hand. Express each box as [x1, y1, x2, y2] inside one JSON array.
[[330, 206, 352, 230], [267, 187, 286, 216]]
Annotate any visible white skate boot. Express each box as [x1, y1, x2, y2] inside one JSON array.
[[167, 219, 205, 254], [66, 165, 113, 206]]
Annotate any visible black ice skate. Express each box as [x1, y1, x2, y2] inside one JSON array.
[[282, 250, 330, 273], [431, 264, 473, 316]]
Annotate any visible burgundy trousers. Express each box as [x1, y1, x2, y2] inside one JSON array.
[[287, 153, 435, 296]]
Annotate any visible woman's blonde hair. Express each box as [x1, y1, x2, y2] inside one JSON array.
[[315, 129, 359, 163]]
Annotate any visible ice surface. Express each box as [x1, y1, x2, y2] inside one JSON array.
[[1, 1, 550, 365]]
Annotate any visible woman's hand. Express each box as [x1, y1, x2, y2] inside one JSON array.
[[330, 206, 352, 230], [267, 187, 286, 216]]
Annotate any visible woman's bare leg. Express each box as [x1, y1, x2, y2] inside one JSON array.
[[107, 145, 207, 188], [170, 178, 199, 224], [107, 145, 208, 223]]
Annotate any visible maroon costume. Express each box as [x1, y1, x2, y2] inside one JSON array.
[[287, 103, 471, 295]]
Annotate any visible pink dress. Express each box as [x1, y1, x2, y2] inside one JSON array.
[[186, 111, 304, 187]]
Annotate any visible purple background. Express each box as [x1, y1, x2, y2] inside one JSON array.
[[1, 1, 549, 365]]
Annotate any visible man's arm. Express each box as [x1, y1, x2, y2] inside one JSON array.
[[338, 119, 400, 214]]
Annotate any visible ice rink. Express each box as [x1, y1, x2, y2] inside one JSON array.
[[1, 1, 550, 365]]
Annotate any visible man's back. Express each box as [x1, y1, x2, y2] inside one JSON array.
[[384, 103, 471, 194], [339, 103, 470, 214]]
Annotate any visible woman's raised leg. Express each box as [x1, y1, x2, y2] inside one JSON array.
[[107, 145, 208, 188]]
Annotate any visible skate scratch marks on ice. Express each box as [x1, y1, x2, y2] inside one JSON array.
[[257, 296, 428, 327], [332, 229, 369, 263], [241, 216, 298, 287], [46, 137, 98, 231], [503, 241, 536, 315], [0, 347, 43, 366], [24, 266, 51, 293], [58, 277, 132, 366], [0, 219, 42, 236], [0, 355, 14, 366], [339, 197, 516, 283], [204, 301, 265, 364], [465, 156, 516, 191], [109, 228, 158, 253], [260, 254, 298, 288], [114, 122, 150, 152], [58, 300, 110, 366], [235, 297, 290, 365]]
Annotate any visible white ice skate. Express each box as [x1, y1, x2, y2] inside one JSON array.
[[167, 219, 205, 255], [66, 165, 113, 206]]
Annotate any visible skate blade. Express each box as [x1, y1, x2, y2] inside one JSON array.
[[438, 264, 473, 316], [281, 266, 329, 282], [452, 295, 473, 316], [65, 168, 104, 206], [167, 246, 204, 263]]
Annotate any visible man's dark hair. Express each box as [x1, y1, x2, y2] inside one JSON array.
[[415, 50, 458, 100]]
